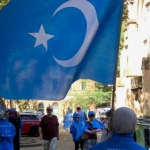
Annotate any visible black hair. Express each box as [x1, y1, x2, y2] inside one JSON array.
[[106, 109, 114, 117], [76, 107, 81, 111]]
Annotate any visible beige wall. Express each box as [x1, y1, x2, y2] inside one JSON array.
[[38, 80, 96, 122], [116, 0, 150, 117]]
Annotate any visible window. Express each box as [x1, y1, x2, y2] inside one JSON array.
[[81, 81, 87, 90], [52, 103, 59, 115], [31, 115, 39, 120], [38, 103, 44, 112], [70, 83, 74, 90], [38, 115, 43, 120], [20, 115, 39, 120]]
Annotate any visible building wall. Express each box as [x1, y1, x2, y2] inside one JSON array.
[[116, 0, 150, 117], [36, 79, 96, 122]]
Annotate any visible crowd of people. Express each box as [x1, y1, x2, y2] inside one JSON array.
[[38, 106, 146, 150], [0, 107, 23, 150], [68, 107, 146, 150], [0, 105, 147, 150]]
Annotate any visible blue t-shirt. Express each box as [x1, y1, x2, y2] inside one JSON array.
[[0, 119, 16, 150], [90, 133, 146, 150]]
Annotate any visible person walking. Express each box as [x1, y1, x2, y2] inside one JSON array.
[[8, 109, 20, 150], [63, 108, 73, 130], [100, 109, 112, 142], [70, 113, 84, 150], [39, 106, 59, 150], [83, 111, 100, 150], [90, 107, 146, 150], [0, 110, 16, 150], [75, 107, 87, 122]]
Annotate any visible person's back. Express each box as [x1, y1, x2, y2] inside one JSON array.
[[8, 109, 20, 150], [0, 110, 16, 150], [77, 110, 85, 119], [63, 108, 73, 130], [90, 133, 146, 150], [75, 107, 87, 121], [90, 107, 146, 150]]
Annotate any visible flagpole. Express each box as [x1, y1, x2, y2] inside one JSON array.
[[109, 85, 115, 131], [111, 85, 115, 110], [109, 0, 125, 131]]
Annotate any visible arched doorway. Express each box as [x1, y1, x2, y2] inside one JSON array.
[[52, 103, 59, 117], [38, 103, 44, 115]]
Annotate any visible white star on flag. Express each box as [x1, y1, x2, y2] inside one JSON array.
[[29, 24, 54, 51]]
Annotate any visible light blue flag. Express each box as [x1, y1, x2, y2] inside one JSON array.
[[76, 121, 89, 140], [92, 119, 104, 129], [63, 109, 73, 130], [0, 0, 123, 100]]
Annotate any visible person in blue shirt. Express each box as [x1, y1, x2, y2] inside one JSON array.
[[70, 113, 85, 150], [83, 111, 101, 150], [101, 109, 114, 142], [90, 107, 146, 150], [0, 110, 16, 150], [74, 107, 88, 122], [8, 109, 20, 150], [63, 108, 73, 130]]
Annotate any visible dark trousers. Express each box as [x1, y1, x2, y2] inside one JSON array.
[[74, 140, 84, 150]]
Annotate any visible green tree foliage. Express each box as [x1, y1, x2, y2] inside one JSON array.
[[123, 0, 134, 21], [71, 82, 112, 109], [13, 100, 38, 111], [0, 0, 10, 10], [117, 22, 125, 76]]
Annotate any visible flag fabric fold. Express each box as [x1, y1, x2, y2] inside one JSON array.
[[92, 119, 104, 129], [76, 121, 89, 140], [0, 0, 123, 100], [63, 109, 73, 130]]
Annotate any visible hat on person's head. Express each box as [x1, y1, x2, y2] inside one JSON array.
[[76, 107, 81, 111], [46, 106, 53, 110], [106, 109, 111, 116], [5, 108, 10, 112], [88, 111, 95, 116], [73, 113, 80, 121]]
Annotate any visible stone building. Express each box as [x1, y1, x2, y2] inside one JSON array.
[[116, 0, 150, 117], [36, 79, 95, 122]]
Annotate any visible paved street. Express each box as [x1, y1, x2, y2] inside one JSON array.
[[21, 130, 74, 150], [21, 126, 101, 150]]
